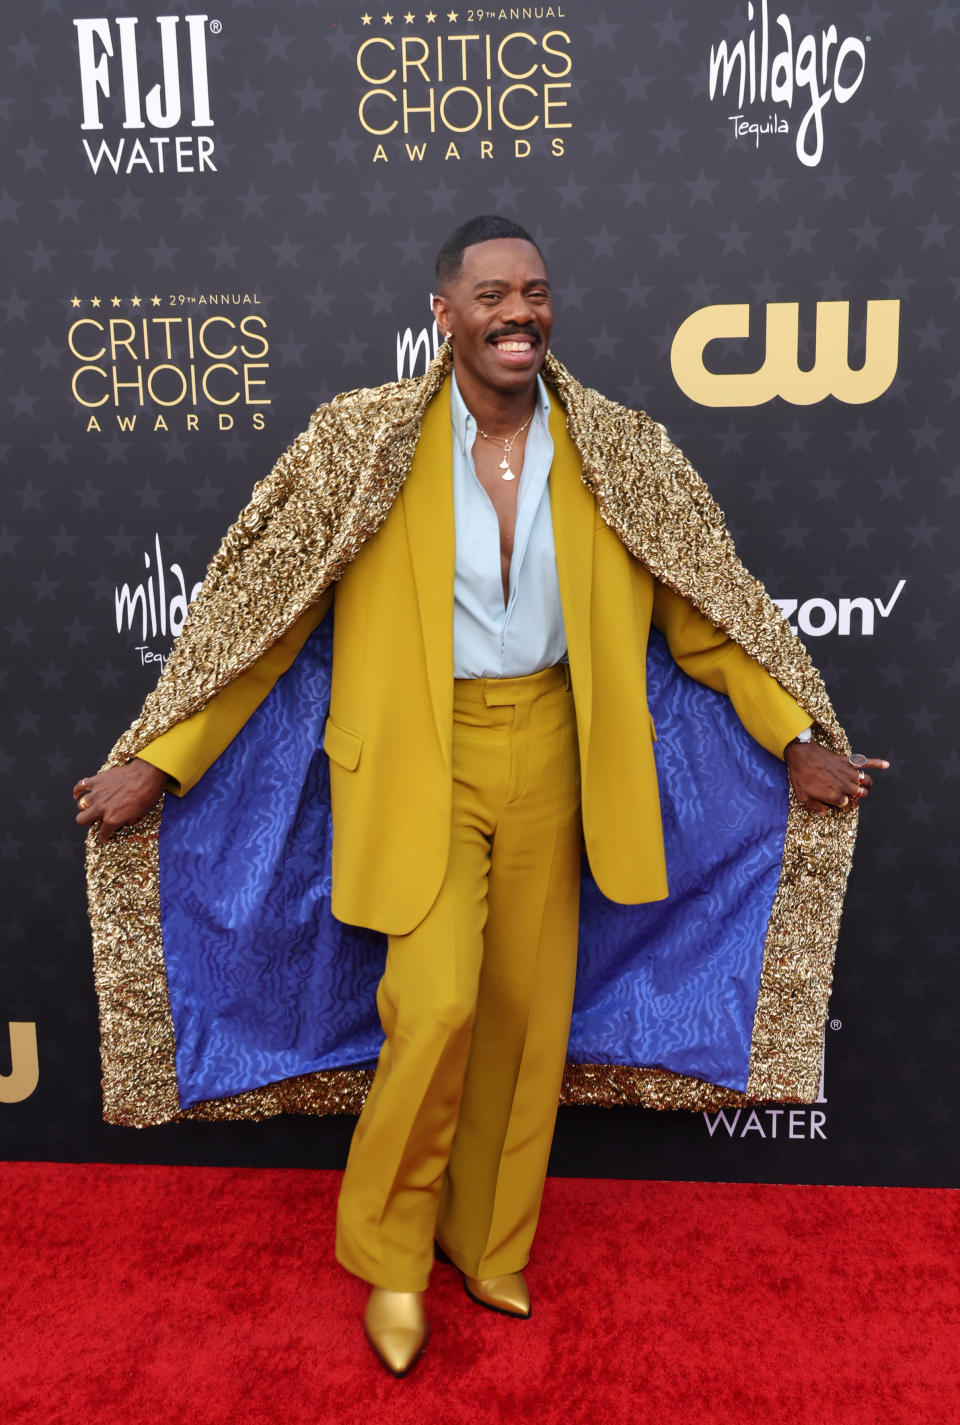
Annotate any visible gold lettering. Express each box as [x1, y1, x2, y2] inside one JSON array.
[[541, 29, 572, 78], [198, 316, 238, 361], [239, 315, 269, 360], [243, 363, 271, 405], [67, 318, 106, 362], [199, 362, 239, 405], [108, 319, 137, 361], [499, 83, 538, 130], [439, 86, 482, 132], [401, 36, 431, 83], [1, 1023, 38, 1103], [543, 81, 572, 128], [670, 300, 901, 407], [359, 88, 398, 135], [356, 37, 397, 85], [498, 32, 537, 80], [145, 363, 186, 406], [402, 87, 436, 133], [72, 365, 109, 408], [448, 34, 481, 81]]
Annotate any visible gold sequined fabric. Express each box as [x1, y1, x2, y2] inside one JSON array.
[[86, 345, 856, 1126]]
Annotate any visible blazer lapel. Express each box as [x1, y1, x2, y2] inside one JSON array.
[[400, 380, 455, 771], [548, 390, 595, 755]]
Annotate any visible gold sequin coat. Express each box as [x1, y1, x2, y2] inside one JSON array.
[[86, 345, 856, 1126]]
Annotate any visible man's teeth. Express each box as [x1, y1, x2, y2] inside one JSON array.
[[497, 340, 532, 351]]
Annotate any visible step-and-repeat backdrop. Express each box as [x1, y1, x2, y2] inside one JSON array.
[[2, 1, 956, 1186]]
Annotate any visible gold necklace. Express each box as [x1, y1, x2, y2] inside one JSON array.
[[476, 409, 535, 481]]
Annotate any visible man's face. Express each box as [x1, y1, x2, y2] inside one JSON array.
[[432, 238, 552, 399]]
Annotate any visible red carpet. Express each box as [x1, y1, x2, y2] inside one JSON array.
[[2, 1163, 957, 1425]]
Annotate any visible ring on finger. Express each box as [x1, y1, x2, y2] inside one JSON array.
[[79, 796, 90, 810], [839, 795, 849, 809]]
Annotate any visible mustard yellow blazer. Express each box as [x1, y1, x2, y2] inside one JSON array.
[[142, 385, 810, 936]]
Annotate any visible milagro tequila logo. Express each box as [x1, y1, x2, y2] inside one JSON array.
[[707, 0, 868, 167], [114, 534, 203, 665], [74, 13, 218, 175], [396, 295, 443, 380]]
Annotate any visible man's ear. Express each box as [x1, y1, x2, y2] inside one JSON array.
[[432, 293, 451, 339]]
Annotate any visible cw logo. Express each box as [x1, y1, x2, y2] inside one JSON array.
[[1, 1022, 38, 1103], [671, 300, 900, 407]]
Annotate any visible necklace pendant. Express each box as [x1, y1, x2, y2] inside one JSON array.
[[498, 456, 510, 471], [501, 465, 516, 481]]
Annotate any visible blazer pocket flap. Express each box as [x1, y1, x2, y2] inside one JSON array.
[[323, 716, 363, 770]]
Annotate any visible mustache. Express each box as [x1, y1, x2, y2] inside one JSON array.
[[486, 324, 541, 344]]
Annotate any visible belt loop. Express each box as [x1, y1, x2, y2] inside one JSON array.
[[562, 663, 571, 691]]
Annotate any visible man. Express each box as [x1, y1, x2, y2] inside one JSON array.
[[75, 216, 886, 1377]]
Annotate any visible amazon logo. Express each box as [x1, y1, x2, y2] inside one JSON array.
[[670, 300, 900, 407]]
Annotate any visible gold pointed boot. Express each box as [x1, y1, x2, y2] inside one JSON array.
[[462, 1271, 531, 1318], [363, 1288, 429, 1376]]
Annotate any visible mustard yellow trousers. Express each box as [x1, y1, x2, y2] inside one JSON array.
[[335, 664, 582, 1291]]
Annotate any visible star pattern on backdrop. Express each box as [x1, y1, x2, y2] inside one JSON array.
[[0, 0, 955, 1181]]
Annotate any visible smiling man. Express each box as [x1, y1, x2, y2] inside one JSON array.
[[75, 216, 886, 1378]]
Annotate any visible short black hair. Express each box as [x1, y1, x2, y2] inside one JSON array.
[[435, 215, 542, 288]]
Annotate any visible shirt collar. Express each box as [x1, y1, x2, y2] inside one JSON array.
[[449, 367, 551, 458]]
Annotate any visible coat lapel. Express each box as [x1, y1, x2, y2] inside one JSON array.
[[400, 379, 455, 770], [548, 389, 595, 755]]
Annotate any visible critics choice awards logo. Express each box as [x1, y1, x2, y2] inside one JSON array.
[[66, 295, 271, 433], [74, 13, 219, 175], [706, 0, 869, 166], [353, 8, 572, 163]]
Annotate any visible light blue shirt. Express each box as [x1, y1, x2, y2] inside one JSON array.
[[450, 371, 567, 679]]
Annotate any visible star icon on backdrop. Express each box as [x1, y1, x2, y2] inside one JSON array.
[[329, 130, 363, 164], [395, 229, 429, 265], [85, 238, 118, 271], [261, 26, 294, 62], [50, 189, 80, 222], [266, 131, 300, 166], [363, 178, 396, 215], [294, 77, 327, 113], [332, 232, 365, 266], [238, 183, 268, 219], [300, 182, 331, 216], [231, 79, 265, 116]]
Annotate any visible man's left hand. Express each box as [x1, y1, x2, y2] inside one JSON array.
[[784, 740, 890, 816]]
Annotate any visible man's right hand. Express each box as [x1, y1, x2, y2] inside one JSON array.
[[73, 759, 169, 843]]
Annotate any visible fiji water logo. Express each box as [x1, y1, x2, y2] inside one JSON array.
[[73, 13, 218, 175], [707, 0, 869, 167]]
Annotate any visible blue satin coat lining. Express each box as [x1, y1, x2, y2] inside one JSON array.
[[158, 619, 788, 1109]]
